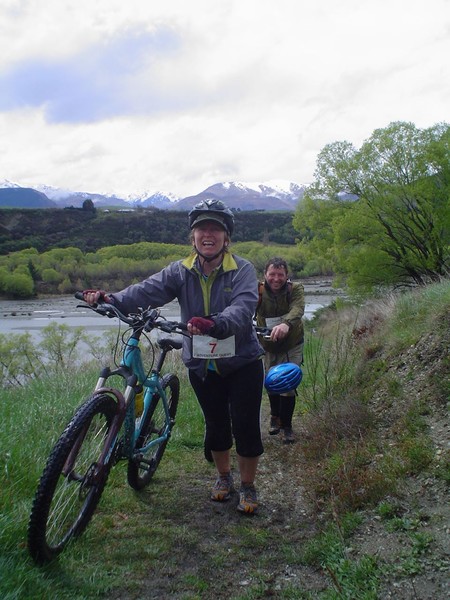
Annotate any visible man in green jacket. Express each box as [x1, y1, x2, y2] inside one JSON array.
[[255, 257, 305, 443]]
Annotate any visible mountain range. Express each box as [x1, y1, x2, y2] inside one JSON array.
[[0, 179, 306, 211]]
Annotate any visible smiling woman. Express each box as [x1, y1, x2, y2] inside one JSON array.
[[79, 199, 267, 514], [188, 199, 235, 273]]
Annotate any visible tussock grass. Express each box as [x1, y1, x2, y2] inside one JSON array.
[[299, 279, 449, 515]]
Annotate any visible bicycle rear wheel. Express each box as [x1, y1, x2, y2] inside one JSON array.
[[127, 373, 179, 490], [28, 393, 117, 564]]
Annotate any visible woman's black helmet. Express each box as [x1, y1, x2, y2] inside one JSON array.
[[188, 199, 235, 236]]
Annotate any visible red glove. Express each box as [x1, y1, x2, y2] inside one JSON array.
[[188, 317, 215, 334], [83, 289, 111, 304]]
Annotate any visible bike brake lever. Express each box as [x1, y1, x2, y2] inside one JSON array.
[[75, 302, 103, 312], [157, 322, 176, 333], [255, 327, 272, 339]]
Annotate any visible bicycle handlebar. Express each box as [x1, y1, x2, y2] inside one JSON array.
[[75, 292, 188, 334], [254, 326, 272, 339], [76, 292, 272, 339]]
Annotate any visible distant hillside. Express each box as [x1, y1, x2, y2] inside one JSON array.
[[0, 188, 57, 208], [55, 192, 129, 209], [0, 208, 297, 253]]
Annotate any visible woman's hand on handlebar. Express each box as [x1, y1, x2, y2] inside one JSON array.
[[82, 289, 112, 306], [187, 317, 214, 335]]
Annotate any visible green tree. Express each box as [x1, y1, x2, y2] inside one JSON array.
[[38, 322, 84, 369], [0, 332, 42, 386], [293, 195, 348, 276], [2, 271, 35, 298], [82, 198, 96, 213], [40, 247, 84, 269], [294, 121, 450, 291], [41, 268, 64, 284]]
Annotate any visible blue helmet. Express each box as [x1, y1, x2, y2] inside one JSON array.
[[265, 362, 302, 394]]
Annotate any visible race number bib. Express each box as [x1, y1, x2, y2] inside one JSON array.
[[192, 335, 236, 359], [265, 316, 283, 328]]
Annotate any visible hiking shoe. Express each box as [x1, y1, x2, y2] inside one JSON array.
[[269, 416, 281, 435], [237, 484, 258, 514], [210, 473, 234, 502], [282, 427, 296, 444]]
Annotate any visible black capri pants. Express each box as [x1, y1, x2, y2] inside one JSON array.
[[189, 359, 264, 458]]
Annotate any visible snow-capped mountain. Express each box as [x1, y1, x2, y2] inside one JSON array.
[[0, 184, 57, 208], [127, 190, 181, 208], [0, 178, 21, 189], [176, 180, 305, 210], [30, 184, 128, 208], [223, 180, 303, 198], [0, 179, 306, 210], [33, 183, 75, 200], [32, 183, 181, 208]]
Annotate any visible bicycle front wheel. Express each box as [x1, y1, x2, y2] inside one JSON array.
[[28, 393, 117, 564], [127, 373, 179, 490]]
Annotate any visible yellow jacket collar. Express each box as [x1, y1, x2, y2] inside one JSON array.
[[182, 251, 237, 272]]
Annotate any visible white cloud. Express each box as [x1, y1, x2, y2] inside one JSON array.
[[0, 0, 449, 197]]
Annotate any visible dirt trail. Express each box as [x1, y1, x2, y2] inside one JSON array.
[[111, 320, 450, 600]]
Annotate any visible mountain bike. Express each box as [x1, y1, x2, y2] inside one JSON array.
[[28, 294, 188, 565]]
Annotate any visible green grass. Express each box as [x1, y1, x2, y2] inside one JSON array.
[[0, 360, 205, 599], [1, 279, 449, 598], [299, 513, 380, 599], [373, 279, 450, 351]]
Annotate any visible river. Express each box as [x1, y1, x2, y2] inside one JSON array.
[[0, 279, 342, 342]]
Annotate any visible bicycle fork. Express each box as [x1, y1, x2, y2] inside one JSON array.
[[62, 384, 131, 486]]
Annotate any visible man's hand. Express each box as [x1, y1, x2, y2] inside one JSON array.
[[187, 317, 215, 335], [270, 323, 289, 342]]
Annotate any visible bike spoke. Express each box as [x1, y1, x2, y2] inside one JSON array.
[[28, 394, 117, 564]]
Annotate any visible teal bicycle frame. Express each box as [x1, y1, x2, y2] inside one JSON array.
[[28, 299, 186, 565], [93, 332, 181, 461]]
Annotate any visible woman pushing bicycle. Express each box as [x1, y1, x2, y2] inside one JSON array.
[[83, 199, 264, 514]]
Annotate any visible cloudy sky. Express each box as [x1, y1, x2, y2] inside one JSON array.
[[1, 0, 449, 198]]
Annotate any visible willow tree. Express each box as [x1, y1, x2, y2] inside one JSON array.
[[294, 121, 450, 292]]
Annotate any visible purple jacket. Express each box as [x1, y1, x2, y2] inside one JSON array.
[[110, 251, 264, 379]]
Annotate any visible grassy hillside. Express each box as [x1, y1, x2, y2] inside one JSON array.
[[1, 280, 448, 598]]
